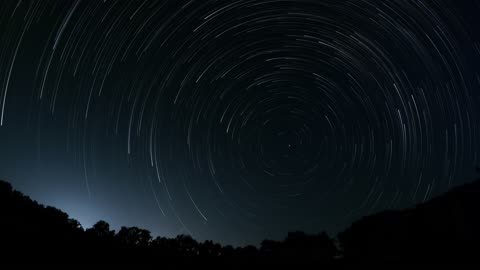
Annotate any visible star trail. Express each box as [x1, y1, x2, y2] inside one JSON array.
[[1, 0, 480, 246]]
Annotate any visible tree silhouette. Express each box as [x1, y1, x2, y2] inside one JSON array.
[[85, 220, 115, 250], [115, 226, 152, 248], [199, 240, 221, 257], [339, 178, 480, 262], [1, 178, 480, 263], [260, 231, 337, 262]]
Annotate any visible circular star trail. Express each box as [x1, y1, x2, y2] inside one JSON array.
[[0, 0, 480, 245]]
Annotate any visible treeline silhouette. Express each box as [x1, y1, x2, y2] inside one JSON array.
[[1, 178, 480, 263]]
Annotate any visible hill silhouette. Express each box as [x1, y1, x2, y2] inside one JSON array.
[[339, 178, 480, 262], [1, 178, 480, 263]]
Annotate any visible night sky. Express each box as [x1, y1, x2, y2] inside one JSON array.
[[1, 0, 480, 246]]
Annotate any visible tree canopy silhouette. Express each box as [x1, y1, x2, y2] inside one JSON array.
[[339, 178, 480, 262], [1, 178, 480, 263], [0, 179, 336, 263]]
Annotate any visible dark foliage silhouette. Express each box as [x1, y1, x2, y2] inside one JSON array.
[[0, 179, 336, 263], [260, 231, 337, 262], [0, 181, 85, 260], [1, 178, 480, 263], [339, 179, 480, 262]]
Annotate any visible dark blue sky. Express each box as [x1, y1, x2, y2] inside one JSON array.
[[1, 0, 480, 247]]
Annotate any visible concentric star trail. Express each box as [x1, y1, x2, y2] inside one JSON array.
[[0, 0, 479, 246]]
